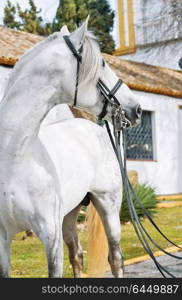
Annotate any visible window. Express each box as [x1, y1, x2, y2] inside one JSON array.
[[125, 111, 154, 160], [178, 57, 182, 69]]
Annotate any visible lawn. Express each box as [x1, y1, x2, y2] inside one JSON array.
[[10, 206, 182, 278]]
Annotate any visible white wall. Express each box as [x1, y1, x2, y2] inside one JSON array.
[[112, 0, 182, 70], [121, 39, 182, 70], [128, 90, 182, 195]]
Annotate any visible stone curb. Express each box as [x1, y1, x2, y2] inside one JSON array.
[[124, 244, 182, 266], [157, 201, 182, 208]]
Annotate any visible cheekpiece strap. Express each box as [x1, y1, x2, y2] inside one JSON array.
[[63, 35, 82, 62]]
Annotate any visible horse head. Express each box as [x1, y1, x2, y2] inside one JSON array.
[[3, 17, 141, 128], [61, 17, 142, 127]]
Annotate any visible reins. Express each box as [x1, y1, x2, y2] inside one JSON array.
[[63, 35, 182, 278], [105, 116, 182, 278]]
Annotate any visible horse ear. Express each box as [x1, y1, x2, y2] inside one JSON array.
[[60, 25, 70, 35], [70, 15, 90, 49]]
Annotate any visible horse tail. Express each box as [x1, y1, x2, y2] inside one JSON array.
[[86, 200, 109, 277]]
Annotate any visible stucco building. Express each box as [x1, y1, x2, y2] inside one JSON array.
[[112, 0, 182, 70]]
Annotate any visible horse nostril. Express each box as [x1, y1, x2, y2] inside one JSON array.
[[136, 105, 142, 118]]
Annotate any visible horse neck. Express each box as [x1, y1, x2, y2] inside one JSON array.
[[0, 82, 57, 162]]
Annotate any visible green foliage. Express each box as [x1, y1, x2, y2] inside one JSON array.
[[88, 0, 115, 53], [3, 0, 20, 29], [77, 206, 87, 223], [120, 183, 157, 223], [53, 0, 115, 53], [3, 0, 52, 36], [3, 0, 115, 53], [53, 0, 77, 32]]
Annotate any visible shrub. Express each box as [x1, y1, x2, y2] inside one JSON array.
[[77, 206, 87, 223], [120, 183, 157, 223]]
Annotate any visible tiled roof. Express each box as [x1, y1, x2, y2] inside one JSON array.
[[0, 26, 43, 65], [0, 26, 182, 98], [103, 53, 182, 98]]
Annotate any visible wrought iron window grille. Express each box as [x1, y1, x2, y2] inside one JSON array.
[[125, 111, 154, 160]]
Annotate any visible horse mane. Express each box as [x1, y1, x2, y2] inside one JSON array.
[[79, 31, 102, 85]]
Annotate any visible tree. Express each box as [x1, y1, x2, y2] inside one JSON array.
[[53, 0, 77, 32], [3, 0, 20, 29], [53, 0, 115, 53], [3, 0, 115, 53], [89, 0, 115, 54], [3, 0, 52, 36]]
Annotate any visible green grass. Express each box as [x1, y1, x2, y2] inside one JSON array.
[[11, 231, 88, 278], [122, 206, 182, 260], [10, 206, 182, 277]]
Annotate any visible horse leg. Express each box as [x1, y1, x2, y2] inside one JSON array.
[[0, 227, 12, 278], [63, 203, 83, 278], [32, 195, 64, 278], [90, 192, 124, 278], [35, 220, 63, 278]]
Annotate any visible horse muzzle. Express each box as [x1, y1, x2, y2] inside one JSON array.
[[124, 104, 142, 128]]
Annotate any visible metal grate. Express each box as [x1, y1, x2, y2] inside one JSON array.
[[125, 111, 154, 160]]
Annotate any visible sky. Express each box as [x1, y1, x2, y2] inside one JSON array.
[[0, 0, 60, 24], [0, 0, 115, 25], [0, 0, 117, 44]]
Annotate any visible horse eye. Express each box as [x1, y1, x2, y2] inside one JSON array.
[[102, 59, 105, 68]]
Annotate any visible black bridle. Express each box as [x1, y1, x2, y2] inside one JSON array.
[[63, 35, 83, 107], [97, 78, 122, 119], [63, 35, 182, 278], [63, 35, 128, 127]]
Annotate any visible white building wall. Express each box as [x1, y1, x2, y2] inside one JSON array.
[[122, 39, 182, 70], [128, 90, 182, 195], [111, 0, 182, 70]]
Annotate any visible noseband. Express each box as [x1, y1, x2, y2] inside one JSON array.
[[97, 78, 122, 119], [63, 35, 129, 129], [97, 78, 131, 130]]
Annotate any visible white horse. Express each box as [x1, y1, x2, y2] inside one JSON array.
[[0, 19, 141, 277]]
